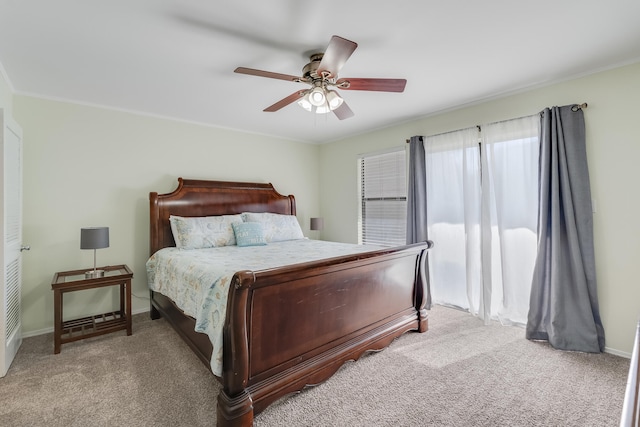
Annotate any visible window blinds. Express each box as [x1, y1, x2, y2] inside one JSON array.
[[360, 149, 407, 246]]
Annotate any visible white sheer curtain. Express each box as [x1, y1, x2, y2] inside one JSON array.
[[426, 128, 482, 314], [482, 116, 539, 325], [426, 116, 539, 326]]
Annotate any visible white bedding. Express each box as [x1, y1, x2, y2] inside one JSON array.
[[146, 239, 382, 375]]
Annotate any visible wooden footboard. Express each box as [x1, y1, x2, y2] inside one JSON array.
[[217, 241, 431, 426]]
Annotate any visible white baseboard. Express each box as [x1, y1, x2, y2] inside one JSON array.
[[605, 346, 631, 359], [21, 306, 152, 339], [132, 306, 151, 316], [22, 327, 53, 338]]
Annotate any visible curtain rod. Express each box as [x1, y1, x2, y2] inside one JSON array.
[[406, 103, 588, 143], [571, 102, 588, 111]]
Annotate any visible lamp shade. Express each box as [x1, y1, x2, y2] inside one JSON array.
[[308, 86, 326, 106], [310, 218, 324, 231], [80, 227, 110, 250], [326, 90, 343, 110]]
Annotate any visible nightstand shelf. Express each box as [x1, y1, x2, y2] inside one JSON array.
[[60, 311, 126, 342], [51, 264, 133, 353]]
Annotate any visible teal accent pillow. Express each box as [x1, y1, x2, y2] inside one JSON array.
[[232, 222, 267, 247]]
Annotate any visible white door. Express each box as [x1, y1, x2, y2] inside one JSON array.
[[1, 109, 24, 377]]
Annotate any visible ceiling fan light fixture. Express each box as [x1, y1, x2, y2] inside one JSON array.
[[314, 104, 331, 114], [308, 86, 326, 106], [297, 92, 313, 112], [326, 90, 343, 110], [298, 87, 336, 114]]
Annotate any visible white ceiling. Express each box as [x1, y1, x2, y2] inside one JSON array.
[[1, 1, 639, 144]]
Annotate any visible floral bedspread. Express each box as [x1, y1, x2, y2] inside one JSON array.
[[146, 239, 382, 376]]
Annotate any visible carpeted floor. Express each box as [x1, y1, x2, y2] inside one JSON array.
[[0, 305, 630, 426]]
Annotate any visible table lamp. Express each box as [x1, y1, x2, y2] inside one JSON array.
[[80, 227, 109, 278], [310, 217, 324, 231]]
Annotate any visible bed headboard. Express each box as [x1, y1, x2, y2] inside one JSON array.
[[149, 178, 296, 255]]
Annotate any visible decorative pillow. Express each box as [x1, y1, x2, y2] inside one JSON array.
[[232, 222, 267, 247], [240, 212, 304, 243], [169, 214, 243, 249]]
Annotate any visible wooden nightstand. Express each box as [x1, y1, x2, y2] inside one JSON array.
[[51, 264, 133, 354]]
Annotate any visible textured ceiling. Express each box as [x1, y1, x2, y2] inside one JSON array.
[[1, 0, 639, 143]]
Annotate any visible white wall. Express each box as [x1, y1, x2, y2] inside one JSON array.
[[319, 62, 640, 356], [13, 96, 320, 335]]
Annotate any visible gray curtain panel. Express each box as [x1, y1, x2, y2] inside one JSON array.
[[407, 135, 427, 244], [526, 105, 605, 352], [406, 135, 431, 309]]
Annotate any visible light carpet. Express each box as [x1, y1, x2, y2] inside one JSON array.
[[0, 305, 630, 426]]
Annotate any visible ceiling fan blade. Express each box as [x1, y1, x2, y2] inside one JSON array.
[[336, 78, 407, 92], [235, 67, 302, 83], [264, 91, 306, 112], [317, 35, 358, 78], [332, 101, 354, 120]]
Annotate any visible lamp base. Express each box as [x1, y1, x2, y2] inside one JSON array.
[[85, 270, 105, 279]]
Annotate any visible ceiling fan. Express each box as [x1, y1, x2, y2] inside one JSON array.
[[234, 35, 407, 120]]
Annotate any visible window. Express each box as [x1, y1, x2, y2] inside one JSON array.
[[423, 116, 539, 325], [359, 148, 407, 246]]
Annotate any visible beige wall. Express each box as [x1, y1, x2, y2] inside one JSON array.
[[319, 62, 640, 356], [13, 96, 320, 334]]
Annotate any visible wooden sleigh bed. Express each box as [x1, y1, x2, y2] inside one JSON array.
[[148, 178, 433, 426]]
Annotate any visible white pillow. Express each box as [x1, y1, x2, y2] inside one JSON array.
[[169, 214, 243, 249], [240, 212, 304, 242]]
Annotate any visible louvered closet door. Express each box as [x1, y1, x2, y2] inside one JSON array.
[[1, 110, 23, 377]]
